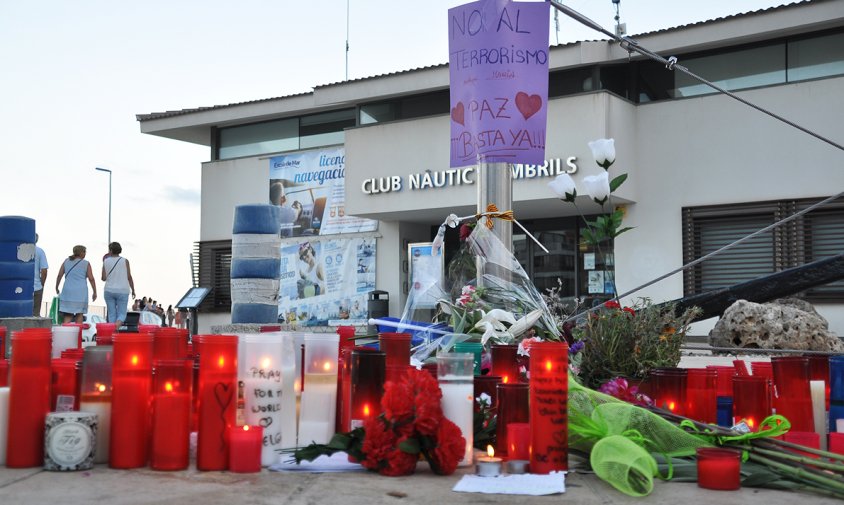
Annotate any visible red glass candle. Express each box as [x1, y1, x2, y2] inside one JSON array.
[[139, 324, 160, 334], [696, 448, 740, 490], [0, 325, 5, 358], [379, 332, 411, 367], [60, 348, 85, 361], [0, 359, 8, 387], [228, 425, 262, 473], [96, 323, 117, 346], [335, 326, 356, 433], [153, 327, 188, 360], [686, 368, 717, 424], [491, 344, 519, 385], [529, 341, 569, 474], [706, 365, 735, 397], [474, 375, 502, 412], [651, 367, 687, 416], [150, 359, 193, 471], [829, 433, 844, 455], [6, 328, 52, 468], [507, 422, 530, 460], [732, 376, 771, 431], [783, 430, 820, 456], [771, 357, 814, 432], [750, 361, 772, 381], [350, 349, 385, 429], [806, 354, 830, 410], [109, 333, 154, 468], [496, 383, 528, 456], [195, 334, 238, 471], [51, 358, 80, 411]]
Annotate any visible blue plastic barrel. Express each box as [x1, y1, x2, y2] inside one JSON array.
[[0, 216, 36, 317], [232, 205, 282, 235], [0, 279, 34, 300], [230, 258, 281, 279], [0, 216, 36, 242], [231, 302, 278, 324]]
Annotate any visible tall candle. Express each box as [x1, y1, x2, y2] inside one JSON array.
[[51, 358, 80, 411], [530, 341, 569, 474], [109, 333, 154, 468], [491, 344, 519, 385], [495, 383, 528, 457], [732, 376, 771, 431], [280, 333, 297, 451], [297, 333, 339, 446], [79, 346, 113, 464], [195, 334, 238, 471], [771, 357, 814, 432], [240, 332, 286, 466], [0, 387, 9, 466], [438, 353, 474, 466], [52, 326, 78, 358], [350, 349, 385, 429], [150, 359, 193, 470], [6, 328, 52, 468], [810, 380, 827, 451]]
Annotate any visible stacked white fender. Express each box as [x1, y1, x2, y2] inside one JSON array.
[[230, 205, 282, 324], [0, 216, 36, 317]]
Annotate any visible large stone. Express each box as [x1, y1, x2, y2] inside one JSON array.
[[709, 298, 844, 352]]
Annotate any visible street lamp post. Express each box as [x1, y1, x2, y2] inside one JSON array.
[[95, 167, 112, 244]]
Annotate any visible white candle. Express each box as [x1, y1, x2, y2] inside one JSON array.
[[243, 377, 283, 466], [297, 372, 337, 445], [439, 378, 474, 466], [281, 360, 298, 451], [810, 380, 827, 450], [0, 387, 9, 466], [52, 326, 78, 358], [79, 400, 111, 464]]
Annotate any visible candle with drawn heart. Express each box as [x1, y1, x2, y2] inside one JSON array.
[[195, 334, 238, 471], [529, 341, 569, 474], [241, 332, 285, 466], [109, 333, 154, 468], [297, 333, 339, 446], [150, 359, 193, 470]]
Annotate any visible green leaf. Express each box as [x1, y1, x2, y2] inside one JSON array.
[[399, 438, 421, 454], [613, 227, 634, 238], [326, 433, 352, 450], [610, 173, 628, 192]]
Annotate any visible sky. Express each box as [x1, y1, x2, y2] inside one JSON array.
[[0, 0, 789, 313]]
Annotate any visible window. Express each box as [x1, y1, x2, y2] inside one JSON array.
[[218, 118, 298, 159], [682, 198, 844, 302], [300, 109, 355, 149], [787, 31, 844, 82], [674, 44, 786, 98], [195, 240, 232, 311]]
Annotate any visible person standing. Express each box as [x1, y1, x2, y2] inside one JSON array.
[[55, 245, 97, 323], [166, 305, 175, 327], [102, 242, 136, 328], [32, 233, 48, 316]]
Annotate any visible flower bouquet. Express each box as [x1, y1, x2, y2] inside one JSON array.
[[293, 367, 465, 476]]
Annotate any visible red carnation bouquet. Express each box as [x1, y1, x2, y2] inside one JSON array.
[[293, 367, 465, 476]]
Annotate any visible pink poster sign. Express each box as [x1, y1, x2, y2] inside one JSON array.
[[448, 0, 550, 167]]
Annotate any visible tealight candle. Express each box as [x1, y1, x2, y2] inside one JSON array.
[[476, 445, 502, 477], [696, 447, 740, 490], [506, 459, 529, 474]]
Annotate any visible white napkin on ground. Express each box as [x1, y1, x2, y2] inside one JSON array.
[[452, 471, 566, 495]]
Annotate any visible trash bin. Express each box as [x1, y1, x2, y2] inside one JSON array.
[[367, 290, 389, 335]]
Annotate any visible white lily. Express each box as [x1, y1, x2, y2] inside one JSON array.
[[548, 174, 577, 203], [508, 309, 543, 338], [588, 138, 616, 169], [445, 213, 460, 228], [473, 309, 517, 345], [583, 171, 610, 205]]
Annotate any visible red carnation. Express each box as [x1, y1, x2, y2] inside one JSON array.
[[380, 439, 419, 476], [360, 417, 396, 472], [382, 379, 414, 423], [426, 418, 466, 475], [603, 300, 621, 310]]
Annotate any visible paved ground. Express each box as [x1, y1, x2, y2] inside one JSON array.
[[2, 352, 835, 505]]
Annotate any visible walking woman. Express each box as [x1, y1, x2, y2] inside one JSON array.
[[55, 245, 97, 323], [102, 241, 136, 328]]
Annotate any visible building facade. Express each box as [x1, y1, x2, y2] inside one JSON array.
[[138, 0, 844, 335]]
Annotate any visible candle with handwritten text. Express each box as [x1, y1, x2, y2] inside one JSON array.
[[241, 333, 286, 466], [529, 341, 569, 474]]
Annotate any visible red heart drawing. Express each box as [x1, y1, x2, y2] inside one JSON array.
[[451, 102, 465, 125], [515, 92, 542, 120]]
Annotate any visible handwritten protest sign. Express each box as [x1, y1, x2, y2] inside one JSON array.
[[448, 0, 550, 167]]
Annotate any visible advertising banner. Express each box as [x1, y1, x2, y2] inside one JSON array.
[[269, 147, 378, 236], [448, 0, 550, 167], [278, 236, 376, 326]]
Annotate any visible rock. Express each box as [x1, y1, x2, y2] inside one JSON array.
[[709, 298, 844, 352]]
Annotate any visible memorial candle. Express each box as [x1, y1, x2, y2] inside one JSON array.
[[79, 346, 113, 464], [195, 334, 238, 471], [228, 425, 262, 473], [438, 353, 475, 466], [349, 349, 385, 429], [0, 359, 8, 387], [810, 380, 827, 451], [6, 328, 52, 468], [491, 344, 519, 385], [732, 376, 770, 431], [336, 326, 356, 433], [495, 383, 528, 457], [530, 341, 569, 474], [696, 448, 740, 490], [241, 332, 286, 466], [109, 333, 153, 468], [771, 357, 814, 432], [150, 359, 193, 471], [298, 333, 339, 446], [51, 358, 80, 411], [52, 325, 78, 358], [0, 386, 9, 466]]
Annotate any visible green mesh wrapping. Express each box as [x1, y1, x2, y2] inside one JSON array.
[[591, 435, 658, 497], [568, 376, 712, 496]]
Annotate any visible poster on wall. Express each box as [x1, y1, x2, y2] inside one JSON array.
[[278, 236, 376, 326], [447, 0, 550, 167], [269, 147, 378, 236], [408, 242, 444, 309]]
